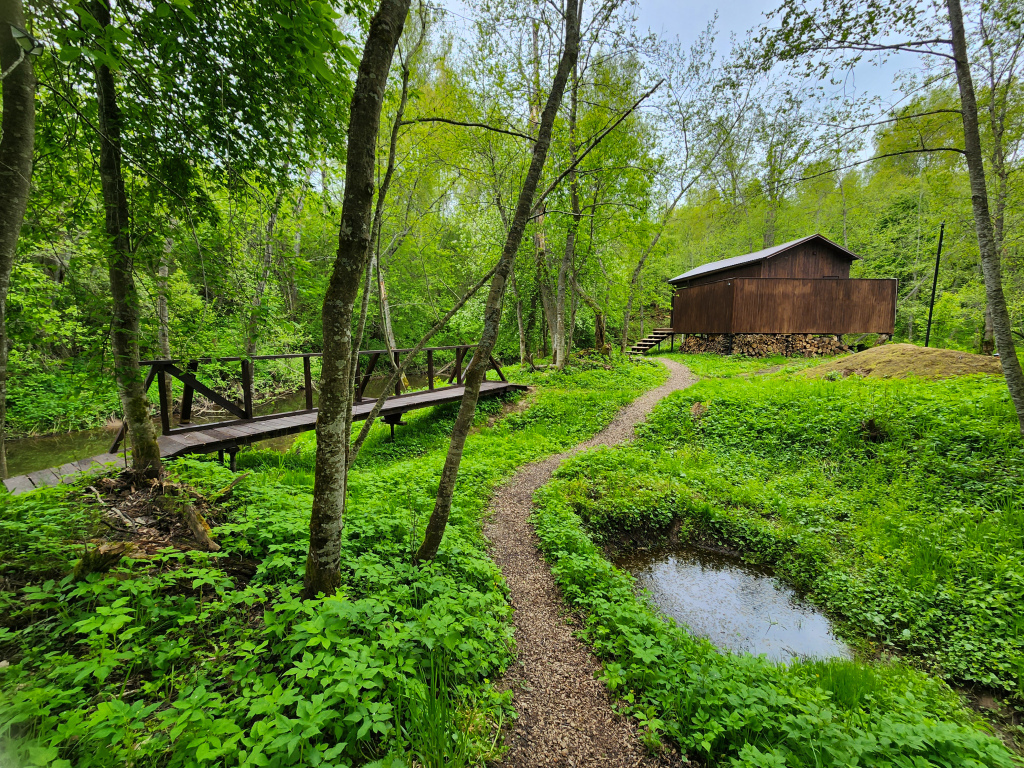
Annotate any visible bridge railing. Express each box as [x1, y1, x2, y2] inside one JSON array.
[[110, 345, 508, 452]]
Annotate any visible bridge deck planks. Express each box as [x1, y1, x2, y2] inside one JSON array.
[[4, 381, 526, 495]]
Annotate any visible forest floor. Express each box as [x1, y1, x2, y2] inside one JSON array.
[[485, 358, 696, 768]]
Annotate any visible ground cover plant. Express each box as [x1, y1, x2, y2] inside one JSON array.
[[533, 352, 1022, 765], [0, 357, 666, 767]]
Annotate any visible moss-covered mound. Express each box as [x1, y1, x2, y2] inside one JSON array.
[[804, 343, 1004, 379]]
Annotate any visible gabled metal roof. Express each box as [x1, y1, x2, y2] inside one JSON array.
[[668, 234, 861, 284]]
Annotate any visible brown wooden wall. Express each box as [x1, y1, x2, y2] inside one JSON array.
[[682, 261, 762, 288], [760, 242, 852, 279], [671, 278, 897, 335], [674, 240, 853, 288]]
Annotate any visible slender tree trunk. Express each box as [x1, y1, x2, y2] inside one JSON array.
[[528, 21, 558, 362], [283, 172, 312, 317], [0, 0, 35, 480], [156, 236, 173, 417], [246, 185, 286, 357], [554, 61, 580, 370], [415, 0, 582, 562], [577, 286, 605, 350], [946, 0, 1024, 433], [982, 307, 995, 355], [90, 1, 161, 476], [763, 201, 777, 248], [535, 226, 557, 360], [305, 0, 410, 598], [620, 185, 687, 352], [370, 31, 422, 384], [511, 268, 527, 365]]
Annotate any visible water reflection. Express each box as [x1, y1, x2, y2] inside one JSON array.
[[615, 544, 850, 662]]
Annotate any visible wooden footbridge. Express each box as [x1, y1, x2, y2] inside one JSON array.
[[4, 345, 524, 495]]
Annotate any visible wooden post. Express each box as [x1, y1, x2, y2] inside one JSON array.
[[179, 360, 199, 425], [489, 356, 507, 382], [241, 360, 253, 419], [304, 355, 313, 410], [427, 349, 434, 390], [393, 351, 401, 395], [456, 347, 466, 385], [356, 352, 380, 402], [155, 364, 171, 435]]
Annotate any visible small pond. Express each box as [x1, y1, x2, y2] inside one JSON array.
[[6, 374, 429, 478], [615, 544, 850, 662]]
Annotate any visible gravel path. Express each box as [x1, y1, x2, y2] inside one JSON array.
[[485, 358, 697, 768]]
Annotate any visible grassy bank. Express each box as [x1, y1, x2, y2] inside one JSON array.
[[533, 353, 1021, 765], [0, 357, 666, 767]]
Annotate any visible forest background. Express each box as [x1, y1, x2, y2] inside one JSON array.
[[3, 0, 1023, 444]]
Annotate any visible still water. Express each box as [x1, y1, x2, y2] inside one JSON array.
[[6, 375, 428, 478], [615, 544, 850, 662]]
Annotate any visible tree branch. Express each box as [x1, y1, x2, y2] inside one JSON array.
[[532, 79, 664, 213], [400, 117, 536, 142], [798, 146, 967, 184]]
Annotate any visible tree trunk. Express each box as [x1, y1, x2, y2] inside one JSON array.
[[554, 61, 580, 370], [305, 0, 410, 598], [946, 0, 1024, 434], [511, 268, 527, 365], [577, 286, 605, 350], [982, 306, 995, 355], [283, 171, 313, 317], [156, 236, 173, 418], [415, 0, 581, 563], [0, 0, 35, 480], [620, 185, 687, 353], [245, 185, 286, 357], [528, 22, 559, 362], [91, 0, 162, 477]]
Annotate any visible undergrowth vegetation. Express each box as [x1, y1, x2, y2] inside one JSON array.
[[0, 358, 666, 767], [533, 353, 1022, 766]]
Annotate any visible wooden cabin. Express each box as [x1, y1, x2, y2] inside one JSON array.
[[668, 234, 897, 336]]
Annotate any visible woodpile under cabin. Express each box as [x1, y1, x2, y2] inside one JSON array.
[[648, 234, 897, 358]]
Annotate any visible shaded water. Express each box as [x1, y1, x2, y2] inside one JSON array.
[[615, 544, 850, 662], [6, 375, 429, 478]]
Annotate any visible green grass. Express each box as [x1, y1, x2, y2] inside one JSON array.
[[658, 351, 833, 378], [531, 353, 1022, 765], [0, 357, 667, 768]]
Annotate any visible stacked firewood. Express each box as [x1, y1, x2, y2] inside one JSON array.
[[680, 333, 732, 354], [732, 334, 789, 356], [678, 333, 848, 358], [786, 334, 848, 357]]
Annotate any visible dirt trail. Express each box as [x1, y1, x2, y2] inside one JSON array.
[[485, 359, 696, 767]]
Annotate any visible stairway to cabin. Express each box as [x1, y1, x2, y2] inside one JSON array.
[[628, 328, 675, 356]]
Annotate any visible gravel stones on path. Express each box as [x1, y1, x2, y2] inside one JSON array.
[[484, 359, 697, 767]]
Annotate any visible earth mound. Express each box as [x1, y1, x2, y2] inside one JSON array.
[[803, 343, 1004, 380]]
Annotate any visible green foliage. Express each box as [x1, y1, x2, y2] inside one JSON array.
[[0, 361, 664, 767], [532, 357, 1022, 765]]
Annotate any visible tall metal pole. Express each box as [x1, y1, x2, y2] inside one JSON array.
[[924, 222, 945, 348]]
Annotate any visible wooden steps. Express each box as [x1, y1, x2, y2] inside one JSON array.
[[628, 328, 675, 356], [3, 380, 526, 496]]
